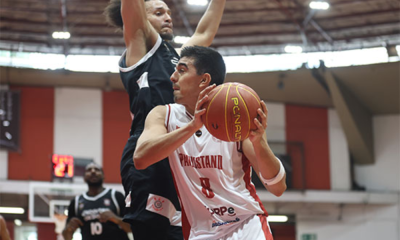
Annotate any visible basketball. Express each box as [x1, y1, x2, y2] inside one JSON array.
[[201, 82, 261, 142]]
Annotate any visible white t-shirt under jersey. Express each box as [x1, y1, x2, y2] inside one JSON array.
[[165, 104, 268, 240]]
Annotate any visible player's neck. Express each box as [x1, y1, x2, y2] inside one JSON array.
[[183, 103, 195, 116], [87, 186, 105, 197]]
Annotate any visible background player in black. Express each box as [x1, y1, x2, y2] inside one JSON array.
[[104, 0, 225, 239], [62, 163, 131, 240]]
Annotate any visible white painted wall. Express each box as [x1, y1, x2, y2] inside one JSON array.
[[0, 149, 8, 179], [296, 203, 399, 240], [295, 114, 400, 240], [264, 102, 286, 155], [265, 102, 286, 142], [355, 115, 400, 192], [328, 109, 351, 191], [54, 88, 103, 165]]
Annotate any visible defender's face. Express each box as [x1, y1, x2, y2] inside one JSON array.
[[146, 0, 173, 40], [84, 163, 104, 185], [170, 57, 203, 105]]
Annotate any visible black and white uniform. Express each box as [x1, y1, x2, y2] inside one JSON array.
[[66, 188, 129, 240], [119, 35, 182, 239]]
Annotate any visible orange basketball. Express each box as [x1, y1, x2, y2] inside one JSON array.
[[201, 82, 261, 142]]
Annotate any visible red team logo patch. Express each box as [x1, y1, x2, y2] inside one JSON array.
[[152, 197, 164, 211]]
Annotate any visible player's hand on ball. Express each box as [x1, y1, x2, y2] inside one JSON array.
[[192, 84, 216, 129], [249, 100, 268, 143]]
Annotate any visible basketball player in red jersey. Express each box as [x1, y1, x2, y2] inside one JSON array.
[[134, 46, 287, 240]]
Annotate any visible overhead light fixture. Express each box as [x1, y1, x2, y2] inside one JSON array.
[[268, 215, 289, 222], [174, 36, 190, 44], [14, 219, 22, 226], [0, 207, 25, 214], [52, 31, 71, 39], [188, 0, 208, 6], [284, 45, 303, 54], [309, 1, 330, 10]]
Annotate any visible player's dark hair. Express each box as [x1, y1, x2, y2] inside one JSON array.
[[104, 0, 153, 30], [104, 0, 123, 30], [180, 46, 226, 86], [85, 162, 104, 173]]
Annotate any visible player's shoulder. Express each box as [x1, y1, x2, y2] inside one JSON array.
[[151, 105, 168, 115], [113, 189, 124, 197]]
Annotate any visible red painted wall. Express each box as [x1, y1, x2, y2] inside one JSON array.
[[8, 86, 54, 181], [37, 223, 57, 240], [270, 224, 295, 240], [285, 104, 331, 190], [102, 91, 131, 183], [5, 220, 14, 240]]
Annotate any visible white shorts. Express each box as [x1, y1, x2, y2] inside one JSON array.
[[219, 214, 274, 240]]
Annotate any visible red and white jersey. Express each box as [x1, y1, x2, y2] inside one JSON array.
[[165, 104, 268, 240]]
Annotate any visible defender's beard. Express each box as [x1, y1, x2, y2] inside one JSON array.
[[161, 32, 174, 41]]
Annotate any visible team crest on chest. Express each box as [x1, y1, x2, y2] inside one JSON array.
[[79, 202, 84, 210], [152, 197, 165, 211]]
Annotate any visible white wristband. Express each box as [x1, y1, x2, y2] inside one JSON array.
[[259, 158, 285, 186]]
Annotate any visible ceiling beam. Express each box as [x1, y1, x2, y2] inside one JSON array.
[[171, 0, 193, 36], [324, 71, 374, 165]]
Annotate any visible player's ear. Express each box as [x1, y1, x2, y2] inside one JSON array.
[[200, 73, 211, 87]]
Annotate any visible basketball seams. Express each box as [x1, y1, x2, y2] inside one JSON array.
[[205, 84, 225, 132], [236, 86, 251, 140], [240, 86, 262, 131], [240, 87, 261, 104], [203, 82, 261, 142], [225, 84, 232, 142]]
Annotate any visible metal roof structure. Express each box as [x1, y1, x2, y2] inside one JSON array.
[[1, 0, 399, 56]]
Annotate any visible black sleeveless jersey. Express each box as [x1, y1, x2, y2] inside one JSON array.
[[66, 188, 129, 240], [118, 35, 179, 173]]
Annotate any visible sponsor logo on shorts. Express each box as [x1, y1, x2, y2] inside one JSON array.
[[211, 217, 241, 228], [205, 206, 236, 216], [151, 197, 165, 211]]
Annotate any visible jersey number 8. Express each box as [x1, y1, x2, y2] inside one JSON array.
[[200, 178, 215, 199]]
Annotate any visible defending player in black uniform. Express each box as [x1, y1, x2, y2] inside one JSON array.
[[104, 0, 226, 239], [62, 163, 131, 240]]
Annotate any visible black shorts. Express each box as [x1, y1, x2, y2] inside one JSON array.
[[129, 219, 183, 240], [120, 134, 182, 223]]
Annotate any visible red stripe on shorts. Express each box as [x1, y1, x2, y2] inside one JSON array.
[[258, 215, 274, 240]]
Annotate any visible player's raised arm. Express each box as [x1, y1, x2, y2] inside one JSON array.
[[242, 101, 287, 197], [182, 0, 226, 48], [121, 0, 159, 66]]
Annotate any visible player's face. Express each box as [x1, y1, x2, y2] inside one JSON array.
[[84, 163, 104, 186], [170, 57, 203, 105], [146, 0, 174, 41]]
